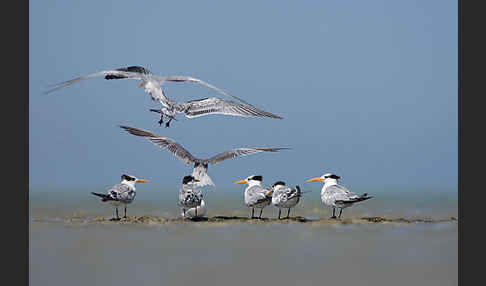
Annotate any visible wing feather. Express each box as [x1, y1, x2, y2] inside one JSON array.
[[45, 66, 152, 94], [180, 97, 283, 119], [119, 125, 198, 165], [154, 75, 253, 107], [207, 147, 289, 165]]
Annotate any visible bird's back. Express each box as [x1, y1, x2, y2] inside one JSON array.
[[273, 185, 301, 207], [179, 185, 203, 207], [245, 185, 271, 207], [321, 184, 358, 207]]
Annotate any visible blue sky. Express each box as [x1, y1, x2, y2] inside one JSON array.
[[29, 0, 457, 191]]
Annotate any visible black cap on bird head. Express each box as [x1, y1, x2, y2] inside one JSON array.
[[324, 173, 341, 180], [249, 175, 263, 182], [121, 174, 136, 181], [272, 181, 286, 187], [182, 175, 196, 185]]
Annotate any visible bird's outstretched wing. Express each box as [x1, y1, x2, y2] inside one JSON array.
[[206, 147, 289, 165], [178, 97, 283, 119], [153, 75, 254, 107], [45, 66, 153, 94], [46, 66, 248, 105], [119, 125, 198, 165]]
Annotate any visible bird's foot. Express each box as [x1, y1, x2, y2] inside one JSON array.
[[158, 118, 164, 126], [123, 216, 127, 219], [165, 118, 173, 128], [110, 217, 121, 221], [330, 216, 337, 219]]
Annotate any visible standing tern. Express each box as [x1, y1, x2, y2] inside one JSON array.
[[234, 175, 272, 219], [307, 173, 373, 219], [45, 66, 283, 126], [178, 175, 204, 218], [91, 174, 148, 220], [267, 181, 303, 219], [119, 125, 289, 187]]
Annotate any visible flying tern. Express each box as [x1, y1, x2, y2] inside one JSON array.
[[119, 125, 289, 187], [46, 66, 283, 126]]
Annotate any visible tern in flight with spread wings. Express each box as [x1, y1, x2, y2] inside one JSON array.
[[46, 66, 283, 127], [119, 125, 289, 187]]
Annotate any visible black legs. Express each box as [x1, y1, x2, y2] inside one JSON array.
[[259, 209, 263, 219], [330, 207, 337, 219], [165, 118, 172, 128], [124, 205, 127, 218], [278, 208, 281, 219], [286, 208, 291, 219], [250, 208, 255, 218], [330, 207, 344, 219], [110, 207, 120, 221]]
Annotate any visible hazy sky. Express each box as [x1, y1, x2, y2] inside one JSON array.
[[30, 0, 457, 191]]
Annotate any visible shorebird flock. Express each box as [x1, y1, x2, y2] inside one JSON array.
[[47, 65, 373, 221]]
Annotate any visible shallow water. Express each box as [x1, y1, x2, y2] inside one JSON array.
[[29, 188, 457, 286]]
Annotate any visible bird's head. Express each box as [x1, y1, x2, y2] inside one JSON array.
[[234, 175, 263, 186], [307, 173, 340, 184], [182, 175, 200, 185], [121, 174, 148, 187], [266, 181, 286, 196]]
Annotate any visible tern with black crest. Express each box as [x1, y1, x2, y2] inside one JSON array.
[[179, 175, 204, 218], [234, 175, 272, 219], [307, 173, 373, 219], [91, 174, 148, 220], [267, 181, 304, 219]]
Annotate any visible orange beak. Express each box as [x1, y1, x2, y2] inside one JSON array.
[[136, 178, 148, 183], [234, 179, 247, 185], [138, 81, 144, 88], [194, 178, 200, 182], [307, 177, 324, 183], [265, 188, 274, 196]]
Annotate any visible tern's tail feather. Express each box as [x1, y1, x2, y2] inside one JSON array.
[[335, 193, 373, 205], [359, 193, 374, 201], [91, 192, 112, 202]]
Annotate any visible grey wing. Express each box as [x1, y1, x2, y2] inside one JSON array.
[[207, 147, 289, 165], [152, 75, 253, 107], [119, 125, 198, 165], [327, 185, 359, 202], [108, 184, 131, 200], [45, 66, 152, 94], [119, 190, 135, 202], [178, 97, 283, 119], [246, 185, 268, 204], [285, 186, 301, 200]]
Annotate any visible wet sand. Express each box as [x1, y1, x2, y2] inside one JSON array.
[[30, 190, 457, 286], [36, 214, 458, 226]]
